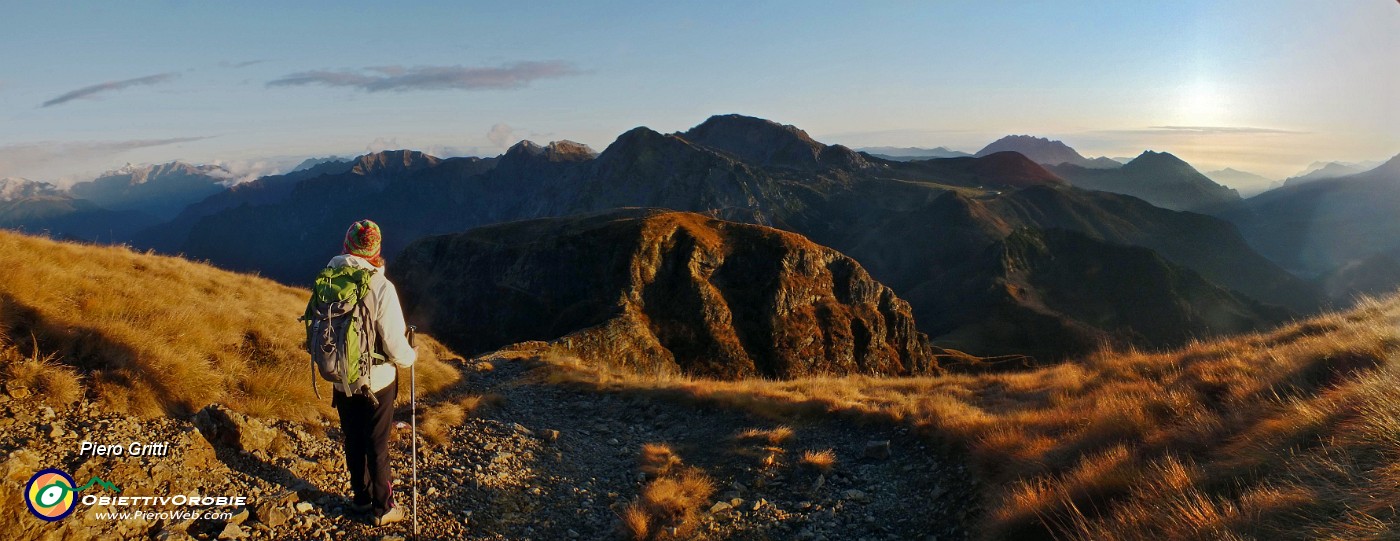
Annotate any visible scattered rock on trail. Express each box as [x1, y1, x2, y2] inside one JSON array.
[[865, 439, 892, 460], [216, 522, 249, 540], [194, 403, 289, 453]]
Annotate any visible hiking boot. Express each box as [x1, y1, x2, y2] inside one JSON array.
[[350, 501, 372, 514], [372, 506, 404, 526]]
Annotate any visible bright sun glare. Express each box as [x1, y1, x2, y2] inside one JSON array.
[[1177, 80, 1229, 126]]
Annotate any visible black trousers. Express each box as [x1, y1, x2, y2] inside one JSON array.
[[332, 377, 398, 514]]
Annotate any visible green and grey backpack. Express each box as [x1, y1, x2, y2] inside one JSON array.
[[301, 265, 386, 404]]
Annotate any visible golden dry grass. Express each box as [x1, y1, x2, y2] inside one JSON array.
[[539, 294, 1400, 540], [800, 449, 837, 473], [0, 231, 461, 421], [419, 394, 494, 446], [621, 444, 716, 540], [620, 502, 652, 540], [0, 337, 83, 406], [736, 426, 794, 446], [640, 443, 681, 478]]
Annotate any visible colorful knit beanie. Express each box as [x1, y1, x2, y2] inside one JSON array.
[[343, 219, 385, 267]]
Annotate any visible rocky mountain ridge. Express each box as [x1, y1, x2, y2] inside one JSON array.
[[391, 210, 956, 379]]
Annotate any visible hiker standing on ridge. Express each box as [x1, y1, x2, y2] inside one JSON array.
[[311, 219, 417, 526]]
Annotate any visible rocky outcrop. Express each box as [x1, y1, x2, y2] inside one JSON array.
[[391, 210, 950, 379]]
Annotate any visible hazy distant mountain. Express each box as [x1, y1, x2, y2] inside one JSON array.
[[881, 151, 1067, 188], [975, 135, 1119, 169], [0, 178, 63, 201], [1281, 161, 1380, 187], [858, 146, 972, 161], [69, 162, 231, 220], [1296, 160, 1383, 177], [289, 156, 351, 173], [1316, 253, 1400, 304], [154, 114, 1314, 361], [1204, 168, 1277, 197], [1227, 154, 1400, 279], [0, 178, 156, 242], [1048, 151, 1242, 212]]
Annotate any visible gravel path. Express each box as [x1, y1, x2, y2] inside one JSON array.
[[1, 352, 978, 540]]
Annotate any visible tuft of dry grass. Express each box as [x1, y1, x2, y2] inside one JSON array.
[[736, 425, 794, 446], [621, 444, 716, 540], [640, 443, 681, 478], [419, 394, 494, 446], [536, 293, 1400, 541], [0, 230, 463, 422], [0, 338, 83, 406], [620, 502, 651, 540], [800, 449, 837, 473]]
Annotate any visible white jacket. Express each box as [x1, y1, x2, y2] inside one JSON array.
[[326, 254, 417, 394]]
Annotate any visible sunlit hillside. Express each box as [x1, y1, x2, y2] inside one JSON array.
[[534, 294, 1400, 540], [0, 230, 461, 421]]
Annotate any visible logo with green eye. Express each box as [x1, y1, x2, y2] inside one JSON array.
[[24, 469, 121, 521]]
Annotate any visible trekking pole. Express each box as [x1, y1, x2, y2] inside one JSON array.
[[408, 325, 418, 539]]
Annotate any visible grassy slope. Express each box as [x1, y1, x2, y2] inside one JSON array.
[[536, 294, 1400, 540], [0, 230, 461, 421], [8, 229, 1400, 539]]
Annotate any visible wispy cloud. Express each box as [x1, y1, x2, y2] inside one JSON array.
[[219, 59, 266, 69], [1094, 125, 1306, 137], [1147, 125, 1305, 135], [40, 72, 180, 108], [267, 61, 580, 92], [0, 137, 211, 184], [487, 123, 517, 147]]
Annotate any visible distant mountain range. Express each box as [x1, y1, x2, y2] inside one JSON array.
[[1204, 168, 1277, 197], [1224, 154, 1400, 280], [11, 114, 1385, 363], [70, 162, 232, 220], [0, 162, 237, 241], [1281, 160, 1383, 187], [113, 114, 1318, 362], [975, 135, 1121, 169], [0, 177, 156, 242], [1048, 151, 1242, 212], [857, 146, 972, 161], [0, 177, 64, 202]]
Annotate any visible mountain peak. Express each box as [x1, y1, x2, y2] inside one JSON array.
[[686, 114, 820, 145], [504, 140, 597, 163], [597, 127, 674, 158], [93, 161, 231, 185], [975, 135, 1091, 167], [290, 156, 349, 173], [350, 150, 440, 176], [680, 114, 845, 170], [1125, 150, 1190, 167]]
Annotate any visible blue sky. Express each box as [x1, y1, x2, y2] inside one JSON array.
[[1, 0, 1395, 183]]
